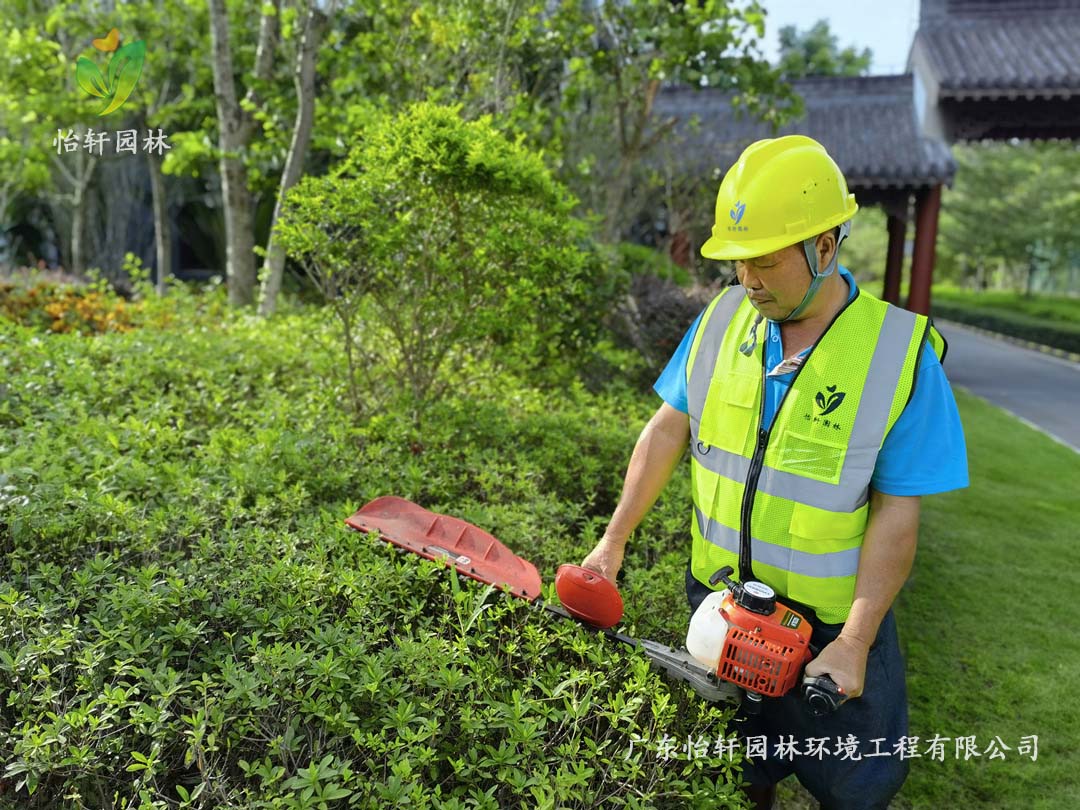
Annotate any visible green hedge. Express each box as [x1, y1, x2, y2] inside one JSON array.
[[0, 310, 742, 809], [1, 526, 742, 809], [931, 302, 1080, 355]]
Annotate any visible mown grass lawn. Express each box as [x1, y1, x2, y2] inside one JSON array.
[[776, 388, 1080, 810], [895, 388, 1080, 809]]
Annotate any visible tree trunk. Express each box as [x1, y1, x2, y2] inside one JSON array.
[[69, 152, 97, 277], [147, 151, 172, 295], [70, 186, 85, 277], [602, 155, 634, 244], [258, 4, 328, 316], [207, 0, 268, 306]]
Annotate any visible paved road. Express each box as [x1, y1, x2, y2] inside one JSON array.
[[937, 321, 1080, 452]]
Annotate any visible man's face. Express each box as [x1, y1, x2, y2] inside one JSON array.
[[734, 244, 812, 321]]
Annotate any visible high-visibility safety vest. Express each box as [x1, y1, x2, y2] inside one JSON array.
[[686, 285, 945, 624]]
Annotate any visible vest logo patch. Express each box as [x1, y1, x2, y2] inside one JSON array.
[[815, 385, 846, 416]]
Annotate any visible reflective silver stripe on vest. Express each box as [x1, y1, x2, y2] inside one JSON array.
[[696, 506, 860, 579], [687, 286, 747, 440], [690, 300, 919, 513]]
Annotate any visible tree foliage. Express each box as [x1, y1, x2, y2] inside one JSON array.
[[939, 141, 1080, 293], [776, 19, 872, 78], [2, 0, 796, 308], [275, 103, 610, 423], [557, 0, 796, 241]]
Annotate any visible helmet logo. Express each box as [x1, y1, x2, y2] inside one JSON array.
[[729, 200, 746, 225]]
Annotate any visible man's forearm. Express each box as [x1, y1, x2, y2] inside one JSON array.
[[839, 491, 921, 650], [602, 404, 690, 546]]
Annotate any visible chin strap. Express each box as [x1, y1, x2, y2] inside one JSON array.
[[779, 220, 851, 323]]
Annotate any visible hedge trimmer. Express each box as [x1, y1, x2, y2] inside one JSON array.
[[346, 496, 845, 715]]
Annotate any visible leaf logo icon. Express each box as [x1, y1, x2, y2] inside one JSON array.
[[729, 200, 746, 225], [816, 387, 846, 416], [76, 37, 145, 116]]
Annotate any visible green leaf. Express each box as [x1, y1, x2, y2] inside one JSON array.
[[100, 39, 145, 116], [75, 57, 109, 98], [322, 785, 352, 800]]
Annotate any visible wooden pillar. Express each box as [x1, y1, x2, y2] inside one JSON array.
[[669, 229, 691, 269], [907, 184, 942, 315], [883, 213, 905, 305]]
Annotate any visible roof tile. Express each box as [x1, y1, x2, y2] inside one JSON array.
[[654, 75, 955, 191], [916, 15, 1080, 93]]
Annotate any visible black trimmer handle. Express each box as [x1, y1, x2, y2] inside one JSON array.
[[801, 674, 848, 716]]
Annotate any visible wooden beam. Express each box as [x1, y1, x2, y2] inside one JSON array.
[[907, 184, 942, 315]]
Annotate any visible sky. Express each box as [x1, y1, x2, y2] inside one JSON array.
[[757, 0, 922, 75]]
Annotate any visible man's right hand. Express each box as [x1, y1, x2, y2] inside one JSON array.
[[580, 538, 625, 584]]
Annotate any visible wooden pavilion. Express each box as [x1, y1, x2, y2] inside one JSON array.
[[658, 0, 1080, 315]]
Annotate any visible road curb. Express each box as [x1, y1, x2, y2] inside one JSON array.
[[935, 319, 1080, 364]]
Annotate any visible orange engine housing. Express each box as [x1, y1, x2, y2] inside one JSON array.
[[717, 591, 813, 698]]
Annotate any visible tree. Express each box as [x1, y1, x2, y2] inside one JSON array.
[[4, 0, 799, 305], [0, 0, 213, 286], [206, 0, 279, 306], [559, 0, 797, 243], [777, 19, 872, 79], [257, 1, 332, 316], [0, 8, 104, 277], [317, 0, 796, 246], [0, 25, 63, 267], [275, 103, 608, 424], [940, 141, 1080, 294]]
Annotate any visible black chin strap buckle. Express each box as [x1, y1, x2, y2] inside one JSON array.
[[739, 314, 764, 356]]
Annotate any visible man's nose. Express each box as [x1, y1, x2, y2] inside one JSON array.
[[736, 263, 760, 288]]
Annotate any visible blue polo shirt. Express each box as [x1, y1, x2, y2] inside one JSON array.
[[653, 267, 968, 496]]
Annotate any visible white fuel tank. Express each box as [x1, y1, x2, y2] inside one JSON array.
[[685, 589, 730, 672]]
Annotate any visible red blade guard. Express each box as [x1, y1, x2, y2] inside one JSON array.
[[345, 496, 542, 601]]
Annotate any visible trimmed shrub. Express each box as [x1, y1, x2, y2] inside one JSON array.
[[931, 302, 1080, 355], [0, 310, 743, 808], [0, 534, 744, 809], [275, 103, 615, 425]]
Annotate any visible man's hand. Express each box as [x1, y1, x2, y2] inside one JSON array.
[[580, 538, 625, 584], [803, 635, 870, 699]]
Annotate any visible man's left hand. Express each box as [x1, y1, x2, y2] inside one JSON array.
[[803, 636, 870, 699]]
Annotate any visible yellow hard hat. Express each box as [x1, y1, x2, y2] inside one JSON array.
[[700, 135, 858, 261]]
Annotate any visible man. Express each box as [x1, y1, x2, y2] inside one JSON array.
[[581, 135, 968, 809]]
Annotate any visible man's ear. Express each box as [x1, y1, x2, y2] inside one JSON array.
[[816, 231, 837, 270]]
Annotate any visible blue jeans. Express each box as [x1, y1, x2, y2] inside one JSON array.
[[686, 564, 910, 810]]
